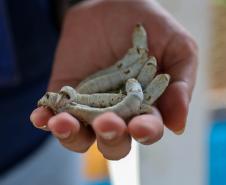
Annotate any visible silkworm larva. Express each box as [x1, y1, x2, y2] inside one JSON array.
[[38, 92, 60, 113], [59, 86, 77, 99], [59, 86, 125, 108], [74, 93, 125, 108], [77, 53, 148, 94], [137, 56, 157, 88], [78, 48, 147, 87], [79, 23, 148, 85], [60, 78, 143, 124], [143, 74, 170, 105], [132, 24, 148, 50]]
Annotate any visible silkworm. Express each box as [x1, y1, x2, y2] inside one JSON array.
[[78, 23, 148, 86], [58, 86, 126, 108], [143, 74, 170, 105], [132, 24, 148, 50], [77, 53, 148, 94], [137, 56, 157, 88], [78, 23, 148, 89], [59, 78, 143, 124], [77, 48, 147, 88], [38, 92, 61, 113]]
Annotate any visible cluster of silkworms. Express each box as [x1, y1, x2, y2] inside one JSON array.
[[38, 24, 170, 125]]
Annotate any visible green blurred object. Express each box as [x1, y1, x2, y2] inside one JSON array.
[[214, 0, 226, 7]]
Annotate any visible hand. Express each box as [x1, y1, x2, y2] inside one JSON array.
[[30, 0, 197, 160]]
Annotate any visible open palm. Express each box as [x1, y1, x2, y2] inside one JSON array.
[[30, 0, 197, 160]]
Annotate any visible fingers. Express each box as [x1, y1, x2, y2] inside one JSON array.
[[30, 108, 132, 159], [92, 112, 131, 160], [48, 112, 95, 153], [128, 108, 164, 145], [30, 109, 95, 153], [30, 109, 164, 159], [157, 81, 189, 134], [30, 107, 53, 131], [159, 34, 198, 133]]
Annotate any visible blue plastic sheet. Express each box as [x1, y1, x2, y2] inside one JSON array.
[[209, 120, 226, 185], [84, 179, 111, 185]]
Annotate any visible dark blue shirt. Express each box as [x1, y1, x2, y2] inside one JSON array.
[[0, 0, 58, 174]]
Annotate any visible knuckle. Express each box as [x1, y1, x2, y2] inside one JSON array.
[[103, 146, 131, 161], [140, 130, 164, 145], [97, 138, 132, 160], [59, 136, 94, 153], [62, 142, 90, 153], [100, 137, 123, 147], [71, 146, 90, 153], [180, 34, 198, 57]]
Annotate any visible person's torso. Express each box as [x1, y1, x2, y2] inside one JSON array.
[[0, 0, 58, 174]]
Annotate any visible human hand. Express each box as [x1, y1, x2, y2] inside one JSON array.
[[30, 0, 197, 160]]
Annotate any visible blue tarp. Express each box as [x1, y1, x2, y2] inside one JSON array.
[[209, 120, 226, 185], [84, 179, 111, 185]]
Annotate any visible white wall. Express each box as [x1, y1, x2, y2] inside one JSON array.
[[140, 0, 210, 185]]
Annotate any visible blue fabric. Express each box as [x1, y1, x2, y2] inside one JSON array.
[[0, 75, 50, 174], [0, 0, 18, 86], [209, 120, 226, 185], [3, 0, 58, 87], [0, 0, 58, 174]]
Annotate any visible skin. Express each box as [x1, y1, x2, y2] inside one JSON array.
[[143, 74, 170, 105], [30, 0, 197, 160]]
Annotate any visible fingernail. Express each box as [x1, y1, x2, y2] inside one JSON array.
[[136, 136, 150, 143], [36, 124, 49, 130], [32, 122, 49, 131], [30, 113, 37, 126], [99, 131, 117, 140], [174, 128, 185, 135], [54, 131, 71, 139]]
